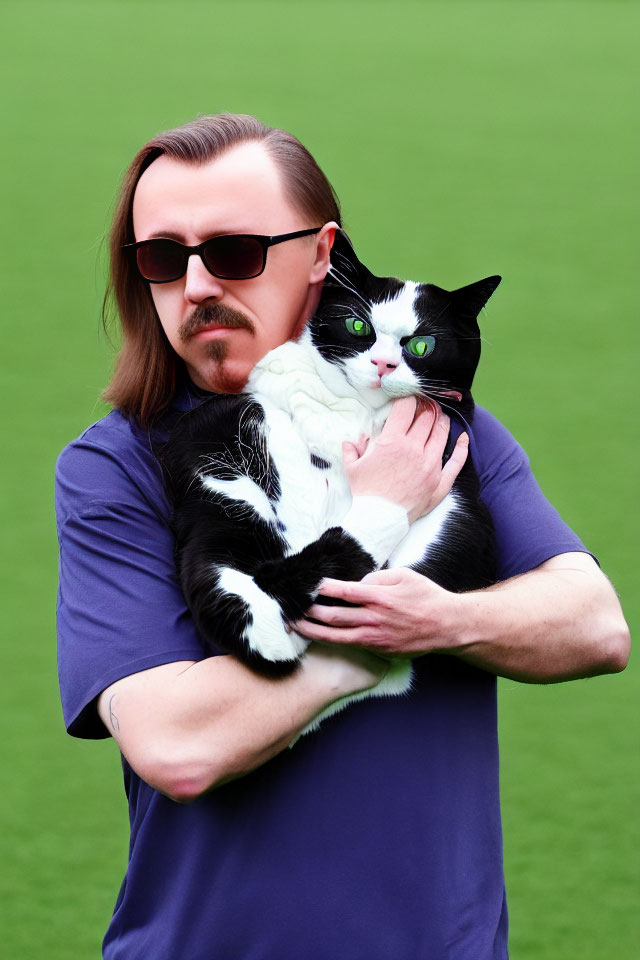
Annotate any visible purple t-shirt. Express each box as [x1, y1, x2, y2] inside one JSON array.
[[56, 398, 587, 960]]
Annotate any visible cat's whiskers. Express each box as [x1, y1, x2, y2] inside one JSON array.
[[331, 309, 371, 325], [237, 403, 272, 482], [420, 383, 465, 408], [421, 376, 464, 394], [434, 399, 461, 418], [327, 263, 371, 313], [194, 403, 275, 501]]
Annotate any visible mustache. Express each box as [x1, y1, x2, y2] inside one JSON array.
[[179, 304, 255, 342]]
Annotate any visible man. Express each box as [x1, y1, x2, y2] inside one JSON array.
[[56, 114, 629, 960]]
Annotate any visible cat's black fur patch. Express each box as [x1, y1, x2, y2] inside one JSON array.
[[310, 454, 331, 470]]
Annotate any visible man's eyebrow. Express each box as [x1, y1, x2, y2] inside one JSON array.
[[148, 230, 187, 242], [143, 227, 261, 244]]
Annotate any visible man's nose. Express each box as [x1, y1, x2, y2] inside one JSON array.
[[183, 254, 224, 303], [371, 357, 398, 377]]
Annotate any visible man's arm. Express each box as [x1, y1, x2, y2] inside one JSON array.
[[295, 552, 630, 682], [97, 645, 387, 803]]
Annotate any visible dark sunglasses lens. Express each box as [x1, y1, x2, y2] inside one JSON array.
[[136, 240, 185, 282], [203, 236, 265, 279]]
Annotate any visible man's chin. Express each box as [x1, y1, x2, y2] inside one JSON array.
[[188, 359, 250, 395]]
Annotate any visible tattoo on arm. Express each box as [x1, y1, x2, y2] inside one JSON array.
[[108, 695, 120, 733]]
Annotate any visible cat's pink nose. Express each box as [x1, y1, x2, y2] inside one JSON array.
[[371, 358, 398, 377]]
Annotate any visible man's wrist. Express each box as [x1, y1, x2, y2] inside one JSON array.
[[302, 643, 387, 698], [421, 587, 487, 657]]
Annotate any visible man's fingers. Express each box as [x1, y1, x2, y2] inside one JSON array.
[[342, 441, 359, 467], [293, 617, 370, 645], [360, 568, 406, 586], [316, 577, 386, 605], [379, 396, 417, 439], [419, 409, 451, 456], [303, 603, 378, 627], [354, 433, 370, 457], [406, 403, 439, 447], [437, 432, 469, 495]]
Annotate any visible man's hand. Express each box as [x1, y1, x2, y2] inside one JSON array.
[[296, 568, 449, 657], [344, 397, 469, 524]]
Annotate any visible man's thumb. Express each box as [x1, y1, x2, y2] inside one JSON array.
[[342, 441, 359, 466]]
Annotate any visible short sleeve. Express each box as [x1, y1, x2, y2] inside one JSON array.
[[55, 415, 208, 740], [467, 407, 592, 581]]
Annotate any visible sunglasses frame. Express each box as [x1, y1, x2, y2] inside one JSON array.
[[123, 227, 322, 283]]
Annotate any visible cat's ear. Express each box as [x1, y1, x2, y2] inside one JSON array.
[[452, 276, 502, 319], [328, 229, 371, 281]]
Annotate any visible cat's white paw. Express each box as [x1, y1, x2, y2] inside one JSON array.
[[218, 567, 307, 664], [243, 616, 308, 664]]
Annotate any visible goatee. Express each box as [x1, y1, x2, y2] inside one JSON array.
[[181, 303, 256, 394], [179, 303, 255, 343]]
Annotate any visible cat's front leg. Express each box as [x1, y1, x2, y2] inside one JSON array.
[[175, 494, 310, 676], [216, 566, 310, 673], [184, 557, 309, 677], [338, 495, 410, 568]]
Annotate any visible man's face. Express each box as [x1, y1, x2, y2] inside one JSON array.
[[132, 142, 336, 392]]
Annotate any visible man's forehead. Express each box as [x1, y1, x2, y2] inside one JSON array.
[[132, 142, 293, 241]]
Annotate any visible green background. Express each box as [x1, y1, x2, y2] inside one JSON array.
[[2, 1, 637, 957]]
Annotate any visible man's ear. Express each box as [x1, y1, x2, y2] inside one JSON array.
[[309, 221, 339, 283]]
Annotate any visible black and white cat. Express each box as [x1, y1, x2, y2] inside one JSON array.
[[158, 232, 500, 723]]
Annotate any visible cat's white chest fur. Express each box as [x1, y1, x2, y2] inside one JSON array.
[[247, 336, 391, 462], [253, 402, 337, 550], [247, 337, 388, 550]]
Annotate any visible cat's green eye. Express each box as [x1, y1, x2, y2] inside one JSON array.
[[345, 317, 372, 337], [405, 335, 435, 358]]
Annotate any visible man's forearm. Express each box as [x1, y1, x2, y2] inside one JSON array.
[[451, 553, 630, 682], [295, 553, 630, 683], [98, 646, 385, 802]]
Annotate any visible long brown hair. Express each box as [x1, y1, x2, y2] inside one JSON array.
[[102, 114, 342, 427]]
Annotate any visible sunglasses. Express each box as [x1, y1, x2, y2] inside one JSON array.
[[123, 227, 322, 284]]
